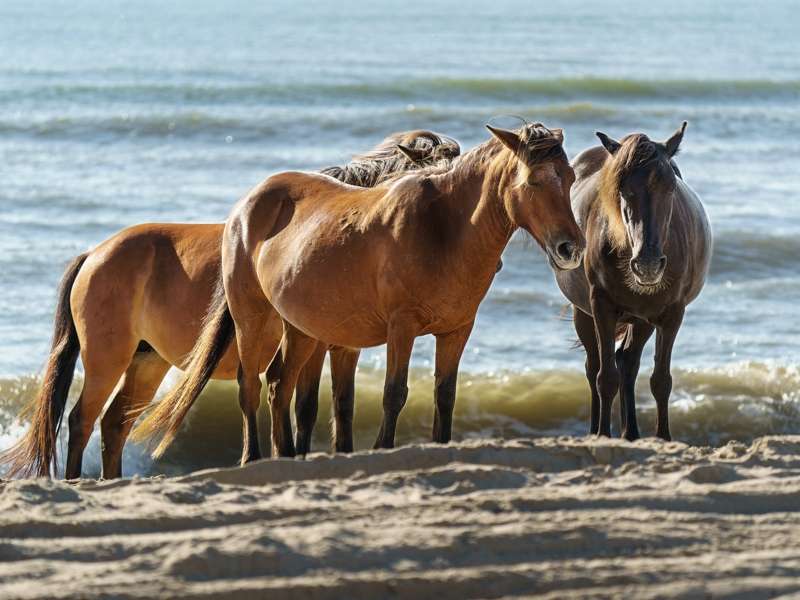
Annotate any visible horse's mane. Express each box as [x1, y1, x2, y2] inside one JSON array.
[[381, 122, 566, 184], [320, 130, 461, 187], [598, 133, 661, 250]]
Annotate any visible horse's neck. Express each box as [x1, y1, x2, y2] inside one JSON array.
[[434, 154, 515, 276]]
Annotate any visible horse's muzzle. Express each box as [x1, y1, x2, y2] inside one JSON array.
[[630, 254, 667, 286]]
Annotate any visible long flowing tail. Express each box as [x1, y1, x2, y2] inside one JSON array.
[[130, 281, 234, 458], [0, 253, 88, 478]]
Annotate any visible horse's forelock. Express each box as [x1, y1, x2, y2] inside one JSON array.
[[518, 123, 567, 165], [599, 134, 663, 249]]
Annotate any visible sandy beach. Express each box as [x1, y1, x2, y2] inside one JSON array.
[[2, 435, 800, 599]]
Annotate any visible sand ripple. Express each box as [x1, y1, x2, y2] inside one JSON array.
[[2, 436, 800, 599]]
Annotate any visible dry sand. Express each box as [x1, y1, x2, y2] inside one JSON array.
[[1, 435, 800, 599]]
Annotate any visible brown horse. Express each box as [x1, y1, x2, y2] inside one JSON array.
[[555, 123, 712, 440], [135, 122, 584, 459], [1, 130, 459, 479]]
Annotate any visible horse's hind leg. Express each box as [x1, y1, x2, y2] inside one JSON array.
[[293, 341, 326, 456], [100, 347, 170, 478], [432, 321, 474, 444], [329, 347, 360, 453], [65, 339, 137, 479], [614, 320, 654, 441], [266, 322, 318, 458], [573, 306, 601, 435], [232, 309, 280, 465]]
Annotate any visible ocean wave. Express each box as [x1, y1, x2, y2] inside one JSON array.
[[0, 102, 619, 138], [710, 230, 800, 279], [1, 362, 797, 477], [0, 113, 279, 140], [4, 76, 800, 107]]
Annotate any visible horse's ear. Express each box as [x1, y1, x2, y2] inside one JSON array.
[[664, 121, 688, 157], [486, 125, 521, 153], [596, 131, 621, 155], [396, 144, 426, 165], [550, 128, 564, 143]]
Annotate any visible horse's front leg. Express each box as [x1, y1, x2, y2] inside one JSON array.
[[374, 318, 416, 450], [590, 289, 620, 438], [651, 306, 685, 441], [432, 321, 474, 444], [573, 307, 600, 435]]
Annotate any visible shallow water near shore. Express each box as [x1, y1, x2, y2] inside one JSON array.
[[1, 0, 799, 476]]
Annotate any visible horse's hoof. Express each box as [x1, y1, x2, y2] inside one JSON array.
[[622, 429, 640, 442]]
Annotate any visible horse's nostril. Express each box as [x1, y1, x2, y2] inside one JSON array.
[[658, 256, 667, 273], [556, 241, 574, 261]]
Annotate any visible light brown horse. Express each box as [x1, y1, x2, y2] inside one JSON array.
[[1, 130, 459, 479], [555, 123, 711, 440], [135, 123, 585, 459]]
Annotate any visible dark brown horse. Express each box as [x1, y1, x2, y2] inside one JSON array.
[[555, 123, 712, 440], [135, 122, 585, 460], [1, 130, 459, 479]]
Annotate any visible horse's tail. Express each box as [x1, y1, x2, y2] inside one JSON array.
[[130, 280, 234, 458], [0, 253, 88, 478]]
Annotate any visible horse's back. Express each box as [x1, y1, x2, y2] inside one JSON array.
[[571, 146, 607, 181], [70, 223, 233, 372], [77, 222, 223, 299]]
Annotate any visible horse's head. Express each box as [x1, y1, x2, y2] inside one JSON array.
[[486, 123, 584, 271], [395, 130, 461, 167], [596, 122, 687, 289]]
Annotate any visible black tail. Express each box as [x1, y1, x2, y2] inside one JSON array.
[[0, 253, 88, 478], [130, 280, 234, 457]]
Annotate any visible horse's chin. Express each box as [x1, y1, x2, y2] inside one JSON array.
[[627, 272, 667, 295], [546, 251, 581, 272]]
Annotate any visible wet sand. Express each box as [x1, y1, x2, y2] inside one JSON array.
[[2, 435, 800, 599]]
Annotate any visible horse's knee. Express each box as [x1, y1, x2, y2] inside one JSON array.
[[650, 369, 672, 400], [596, 365, 620, 400], [434, 374, 457, 408], [383, 381, 408, 414]]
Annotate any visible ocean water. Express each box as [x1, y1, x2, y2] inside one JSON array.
[[1, 0, 798, 476]]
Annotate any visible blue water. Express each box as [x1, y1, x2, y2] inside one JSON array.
[[1, 0, 799, 472]]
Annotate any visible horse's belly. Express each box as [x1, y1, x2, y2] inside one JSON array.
[[271, 285, 387, 348]]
